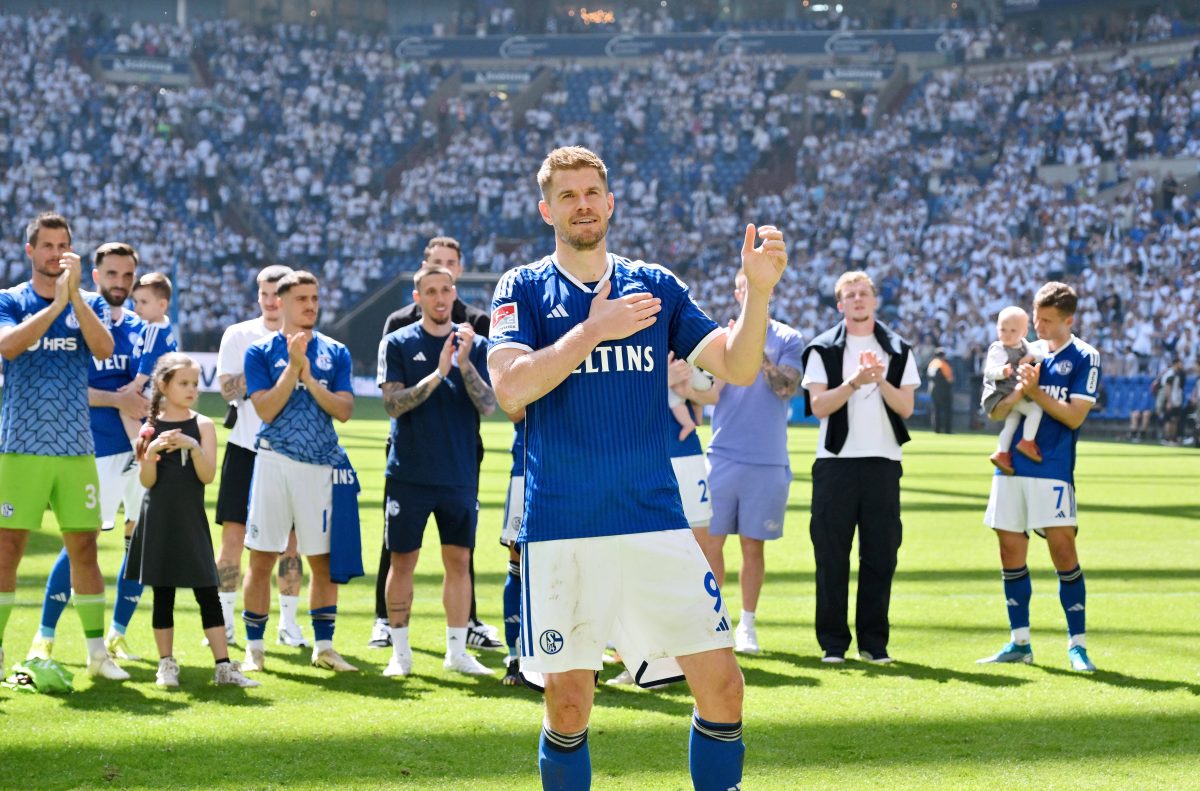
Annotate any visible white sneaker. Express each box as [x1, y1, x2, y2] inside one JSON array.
[[443, 652, 495, 676], [469, 617, 499, 641], [312, 648, 359, 672], [276, 623, 310, 648], [242, 646, 266, 673], [606, 669, 636, 686], [367, 618, 392, 648], [156, 657, 180, 688], [734, 623, 761, 655], [383, 653, 413, 677], [215, 661, 261, 687], [87, 649, 130, 681]]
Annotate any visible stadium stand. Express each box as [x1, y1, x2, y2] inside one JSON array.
[[1, 6, 1197, 436]]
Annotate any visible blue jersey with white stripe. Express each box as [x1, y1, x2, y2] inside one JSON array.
[[0, 283, 111, 456], [244, 331, 352, 466], [488, 254, 721, 542], [89, 309, 145, 457], [131, 318, 177, 379], [1005, 335, 1100, 485]]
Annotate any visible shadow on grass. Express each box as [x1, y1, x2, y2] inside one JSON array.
[[1037, 665, 1200, 696], [3, 709, 1198, 789], [768, 650, 1033, 688]]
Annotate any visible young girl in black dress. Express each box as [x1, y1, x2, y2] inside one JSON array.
[[127, 353, 259, 689]]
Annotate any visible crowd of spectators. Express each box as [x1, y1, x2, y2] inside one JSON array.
[[1, 9, 1198, 426]]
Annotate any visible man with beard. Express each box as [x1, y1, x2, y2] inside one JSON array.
[[0, 213, 126, 681], [488, 147, 787, 791], [376, 266, 497, 677], [28, 243, 152, 664], [368, 237, 499, 653], [241, 271, 357, 673]]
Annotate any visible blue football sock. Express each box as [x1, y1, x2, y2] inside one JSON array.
[[243, 610, 268, 642], [310, 605, 337, 643], [110, 538, 143, 635], [690, 712, 744, 791], [539, 724, 590, 791], [1002, 566, 1032, 634], [503, 560, 521, 655], [39, 548, 73, 638], [1057, 565, 1086, 639]]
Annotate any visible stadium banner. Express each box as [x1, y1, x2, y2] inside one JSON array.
[[186, 351, 378, 398], [462, 69, 535, 88], [809, 66, 894, 84], [96, 55, 193, 87], [395, 30, 954, 61]]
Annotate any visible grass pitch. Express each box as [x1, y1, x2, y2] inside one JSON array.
[[1, 398, 1197, 790]]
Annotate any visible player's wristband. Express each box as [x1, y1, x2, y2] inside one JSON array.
[[848, 380, 860, 391], [434, 370, 446, 383]]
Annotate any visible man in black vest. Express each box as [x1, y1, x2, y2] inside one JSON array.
[[800, 271, 920, 664]]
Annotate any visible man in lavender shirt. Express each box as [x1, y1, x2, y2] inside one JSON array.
[[696, 269, 803, 655]]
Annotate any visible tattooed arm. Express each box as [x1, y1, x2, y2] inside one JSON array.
[[762, 359, 801, 399], [219, 372, 246, 402], [460, 359, 497, 416], [381, 377, 440, 418]]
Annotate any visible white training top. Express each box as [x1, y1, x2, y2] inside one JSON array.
[[216, 316, 272, 450], [801, 332, 921, 461]]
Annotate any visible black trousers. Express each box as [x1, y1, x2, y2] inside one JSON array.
[[931, 394, 953, 433], [152, 586, 223, 630], [809, 457, 903, 655]]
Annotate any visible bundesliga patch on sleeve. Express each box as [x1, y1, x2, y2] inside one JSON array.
[[492, 303, 519, 336]]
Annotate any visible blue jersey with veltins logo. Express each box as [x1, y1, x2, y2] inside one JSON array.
[[244, 331, 352, 466], [488, 254, 722, 542], [89, 309, 145, 457], [0, 282, 111, 456], [131, 318, 177, 378], [1005, 335, 1101, 485]]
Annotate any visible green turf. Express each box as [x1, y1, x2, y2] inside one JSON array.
[[1, 403, 1197, 790]]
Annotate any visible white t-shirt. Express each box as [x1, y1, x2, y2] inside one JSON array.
[[217, 316, 273, 450], [801, 333, 922, 461]]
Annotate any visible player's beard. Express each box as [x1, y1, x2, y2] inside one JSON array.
[[558, 216, 608, 251], [100, 287, 127, 307]]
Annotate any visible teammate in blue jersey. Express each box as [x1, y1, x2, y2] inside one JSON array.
[[28, 242, 152, 664], [979, 282, 1102, 672], [498, 413, 526, 685], [487, 147, 787, 791], [0, 212, 129, 681], [241, 270, 359, 673]]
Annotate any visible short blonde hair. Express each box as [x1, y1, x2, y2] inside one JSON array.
[[834, 271, 876, 301], [537, 146, 608, 199]]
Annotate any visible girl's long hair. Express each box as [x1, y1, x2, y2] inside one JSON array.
[[135, 352, 199, 460]]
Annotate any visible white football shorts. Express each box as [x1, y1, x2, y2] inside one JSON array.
[[245, 448, 333, 556], [95, 452, 146, 531], [672, 454, 713, 527], [519, 529, 733, 687], [984, 475, 1077, 536], [500, 475, 524, 547]]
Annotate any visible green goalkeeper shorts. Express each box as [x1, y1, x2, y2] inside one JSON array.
[[0, 453, 101, 532]]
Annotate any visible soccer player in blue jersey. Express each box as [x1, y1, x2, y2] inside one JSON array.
[[0, 212, 129, 681], [978, 282, 1102, 673], [488, 147, 786, 791], [498, 412, 525, 685], [241, 270, 358, 673], [376, 266, 498, 678], [28, 242, 152, 664]]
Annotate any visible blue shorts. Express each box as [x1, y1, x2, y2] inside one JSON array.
[[707, 456, 790, 541], [384, 479, 477, 553]]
